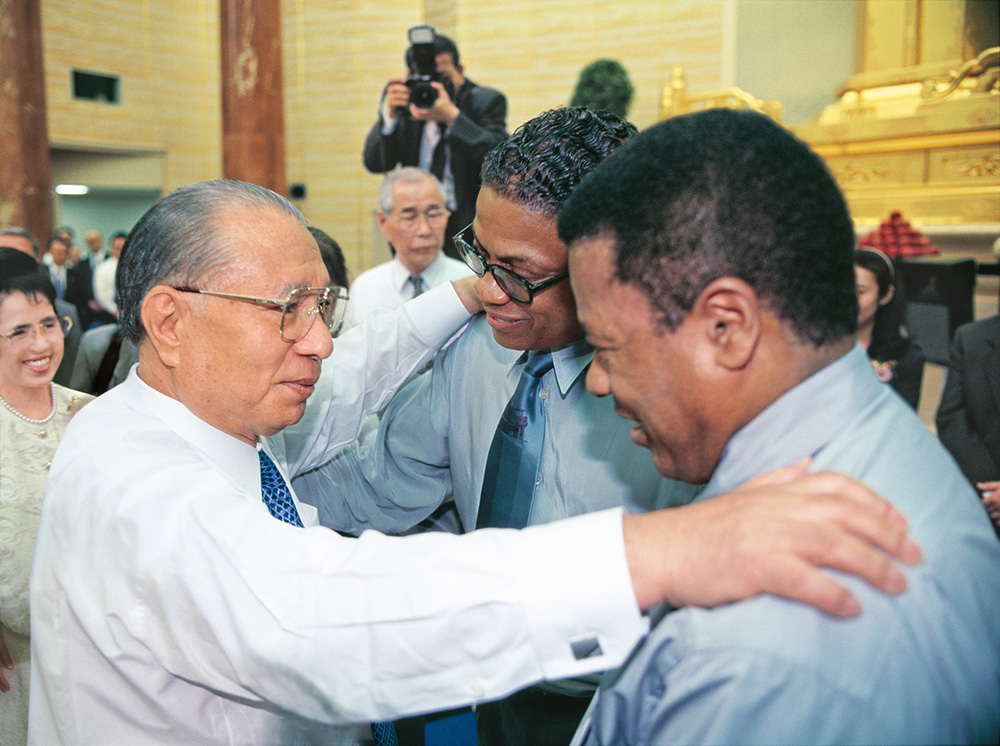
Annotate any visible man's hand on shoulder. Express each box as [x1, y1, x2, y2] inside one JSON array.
[[623, 460, 922, 617]]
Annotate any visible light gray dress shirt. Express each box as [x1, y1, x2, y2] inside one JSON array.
[[297, 315, 702, 537], [575, 344, 1000, 746]]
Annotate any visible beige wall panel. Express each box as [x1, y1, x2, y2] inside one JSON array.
[[43, 0, 221, 192], [282, 0, 426, 275]]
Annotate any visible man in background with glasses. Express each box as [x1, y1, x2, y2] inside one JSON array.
[[341, 167, 471, 331]]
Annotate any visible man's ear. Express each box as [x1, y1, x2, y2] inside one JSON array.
[[140, 286, 184, 369], [376, 210, 394, 243], [693, 277, 760, 371]]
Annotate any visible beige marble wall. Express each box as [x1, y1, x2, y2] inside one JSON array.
[[37, 1, 764, 274], [42, 0, 221, 190], [281, 0, 726, 274]]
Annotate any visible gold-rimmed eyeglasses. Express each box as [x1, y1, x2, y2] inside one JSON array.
[[172, 285, 349, 342], [0, 316, 73, 346]]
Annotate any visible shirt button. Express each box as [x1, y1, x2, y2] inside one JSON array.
[[539, 389, 549, 400], [470, 682, 486, 700]]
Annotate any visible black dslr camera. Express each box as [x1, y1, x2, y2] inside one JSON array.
[[404, 25, 451, 110]]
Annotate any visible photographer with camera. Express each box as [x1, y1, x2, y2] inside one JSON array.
[[363, 27, 507, 257]]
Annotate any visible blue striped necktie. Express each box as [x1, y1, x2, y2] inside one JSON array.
[[258, 450, 303, 527], [477, 352, 555, 528]]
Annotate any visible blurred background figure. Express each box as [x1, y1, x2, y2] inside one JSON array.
[[363, 27, 507, 254], [90, 231, 125, 326], [308, 225, 350, 291], [341, 168, 470, 331], [936, 313, 1000, 536], [854, 247, 925, 409], [0, 248, 93, 746]]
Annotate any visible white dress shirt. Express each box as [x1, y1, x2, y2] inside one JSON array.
[[29, 285, 647, 746], [341, 253, 471, 331], [92, 255, 118, 313]]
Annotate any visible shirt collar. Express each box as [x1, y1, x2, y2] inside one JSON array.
[[502, 337, 594, 397], [391, 253, 446, 291], [702, 344, 882, 499], [121, 365, 262, 498]]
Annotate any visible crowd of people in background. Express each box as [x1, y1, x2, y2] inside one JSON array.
[[0, 26, 997, 746]]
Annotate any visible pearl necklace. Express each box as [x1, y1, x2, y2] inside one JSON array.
[[0, 382, 57, 424]]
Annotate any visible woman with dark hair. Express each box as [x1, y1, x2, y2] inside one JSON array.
[[854, 247, 925, 409], [0, 248, 92, 746]]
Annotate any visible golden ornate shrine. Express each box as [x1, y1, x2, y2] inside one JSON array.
[[796, 47, 998, 227], [661, 0, 999, 230]]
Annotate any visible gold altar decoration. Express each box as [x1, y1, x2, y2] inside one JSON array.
[[660, 50, 998, 228], [796, 47, 999, 227], [660, 65, 784, 123]]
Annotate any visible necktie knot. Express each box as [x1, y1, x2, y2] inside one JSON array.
[[522, 352, 554, 379], [407, 274, 425, 298], [258, 449, 303, 527]]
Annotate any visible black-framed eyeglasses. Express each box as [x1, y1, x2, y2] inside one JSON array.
[[0, 315, 73, 345], [453, 223, 568, 304], [173, 285, 349, 342]]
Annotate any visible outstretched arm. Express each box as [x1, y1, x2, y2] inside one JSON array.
[[624, 461, 920, 617]]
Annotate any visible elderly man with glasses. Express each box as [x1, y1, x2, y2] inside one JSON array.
[[28, 177, 920, 746], [341, 167, 472, 331]]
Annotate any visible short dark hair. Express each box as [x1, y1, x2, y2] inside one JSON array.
[[480, 106, 638, 218], [0, 226, 43, 260], [558, 109, 858, 346], [308, 226, 349, 289], [405, 31, 460, 72], [116, 179, 306, 344], [0, 246, 56, 307]]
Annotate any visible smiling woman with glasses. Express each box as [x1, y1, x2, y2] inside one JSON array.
[[0, 247, 93, 745], [453, 222, 568, 304]]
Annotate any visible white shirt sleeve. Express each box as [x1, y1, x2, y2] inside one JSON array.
[[281, 281, 471, 477], [32, 387, 648, 739]]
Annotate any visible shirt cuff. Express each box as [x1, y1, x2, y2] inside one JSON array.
[[397, 282, 473, 350], [379, 98, 398, 135], [513, 508, 648, 682]]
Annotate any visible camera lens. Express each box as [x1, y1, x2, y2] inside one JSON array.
[[406, 77, 439, 109]]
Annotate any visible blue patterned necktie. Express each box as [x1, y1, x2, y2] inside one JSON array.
[[477, 352, 555, 528], [371, 721, 398, 746], [258, 449, 303, 527], [407, 274, 425, 298]]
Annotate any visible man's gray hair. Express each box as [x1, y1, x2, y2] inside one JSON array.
[[116, 179, 306, 344], [0, 226, 43, 260], [377, 167, 445, 214]]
